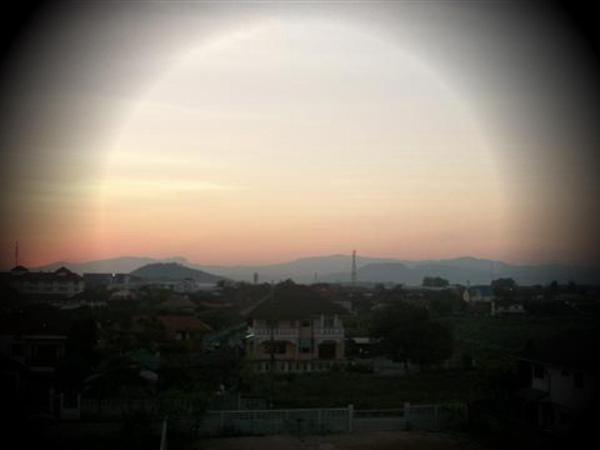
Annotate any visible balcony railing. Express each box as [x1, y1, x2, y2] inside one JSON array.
[[254, 328, 299, 337], [253, 327, 344, 338]]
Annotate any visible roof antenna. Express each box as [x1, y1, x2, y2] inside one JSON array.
[[15, 241, 19, 267]]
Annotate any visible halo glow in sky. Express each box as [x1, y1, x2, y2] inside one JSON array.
[[97, 19, 505, 264], [1, 2, 598, 267]]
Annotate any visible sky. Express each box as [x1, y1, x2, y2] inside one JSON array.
[[1, 1, 599, 268]]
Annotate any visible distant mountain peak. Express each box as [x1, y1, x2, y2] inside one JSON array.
[[131, 262, 222, 283]]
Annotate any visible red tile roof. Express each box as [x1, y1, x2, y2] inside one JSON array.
[[156, 315, 212, 333]]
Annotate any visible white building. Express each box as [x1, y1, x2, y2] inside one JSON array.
[[245, 283, 347, 373], [6, 266, 84, 298], [518, 332, 599, 434], [463, 285, 495, 303]]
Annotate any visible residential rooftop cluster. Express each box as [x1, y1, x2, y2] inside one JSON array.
[[1, 261, 599, 449]]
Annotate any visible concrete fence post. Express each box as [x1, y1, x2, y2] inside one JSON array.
[[348, 404, 354, 433], [48, 387, 55, 413], [317, 409, 322, 431], [159, 416, 168, 450]]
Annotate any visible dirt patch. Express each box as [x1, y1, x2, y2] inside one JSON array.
[[190, 431, 489, 450]]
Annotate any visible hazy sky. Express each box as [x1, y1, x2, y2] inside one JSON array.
[[1, 1, 599, 268]]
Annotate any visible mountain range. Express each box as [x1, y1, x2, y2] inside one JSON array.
[[32, 255, 600, 286]]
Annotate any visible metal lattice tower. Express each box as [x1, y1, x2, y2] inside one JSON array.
[[351, 250, 357, 286]]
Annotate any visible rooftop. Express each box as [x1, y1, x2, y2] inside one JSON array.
[[520, 328, 600, 373], [247, 283, 347, 320]]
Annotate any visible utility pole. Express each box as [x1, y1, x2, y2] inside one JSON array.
[[269, 282, 275, 408], [351, 250, 357, 287]]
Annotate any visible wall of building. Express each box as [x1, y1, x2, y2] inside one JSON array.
[[249, 314, 345, 371], [546, 366, 597, 410]]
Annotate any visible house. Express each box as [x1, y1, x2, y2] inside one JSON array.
[[516, 331, 599, 435], [0, 333, 67, 374], [108, 289, 136, 301], [492, 300, 525, 316], [0, 308, 71, 417], [5, 266, 84, 298], [463, 285, 495, 314], [83, 273, 114, 288], [245, 283, 347, 373], [155, 315, 212, 342], [0, 307, 70, 374], [463, 285, 495, 303], [132, 278, 218, 294]]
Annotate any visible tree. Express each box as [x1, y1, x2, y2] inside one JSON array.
[[369, 301, 454, 370], [136, 316, 167, 348], [422, 276, 450, 288], [404, 321, 454, 367], [426, 289, 465, 317], [491, 278, 517, 300]]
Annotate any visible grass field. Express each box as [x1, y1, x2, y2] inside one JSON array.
[[243, 370, 483, 409]]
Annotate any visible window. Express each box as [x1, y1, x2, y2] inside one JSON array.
[[574, 372, 584, 389], [264, 341, 287, 354], [299, 339, 312, 353], [324, 316, 334, 327], [301, 320, 311, 327], [533, 364, 544, 379]]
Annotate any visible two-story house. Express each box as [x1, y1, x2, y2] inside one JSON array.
[[6, 266, 84, 298], [516, 331, 599, 435], [245, 283, 347, 373]]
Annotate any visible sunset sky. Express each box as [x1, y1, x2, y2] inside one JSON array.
[[1, 2, 599, 268]]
